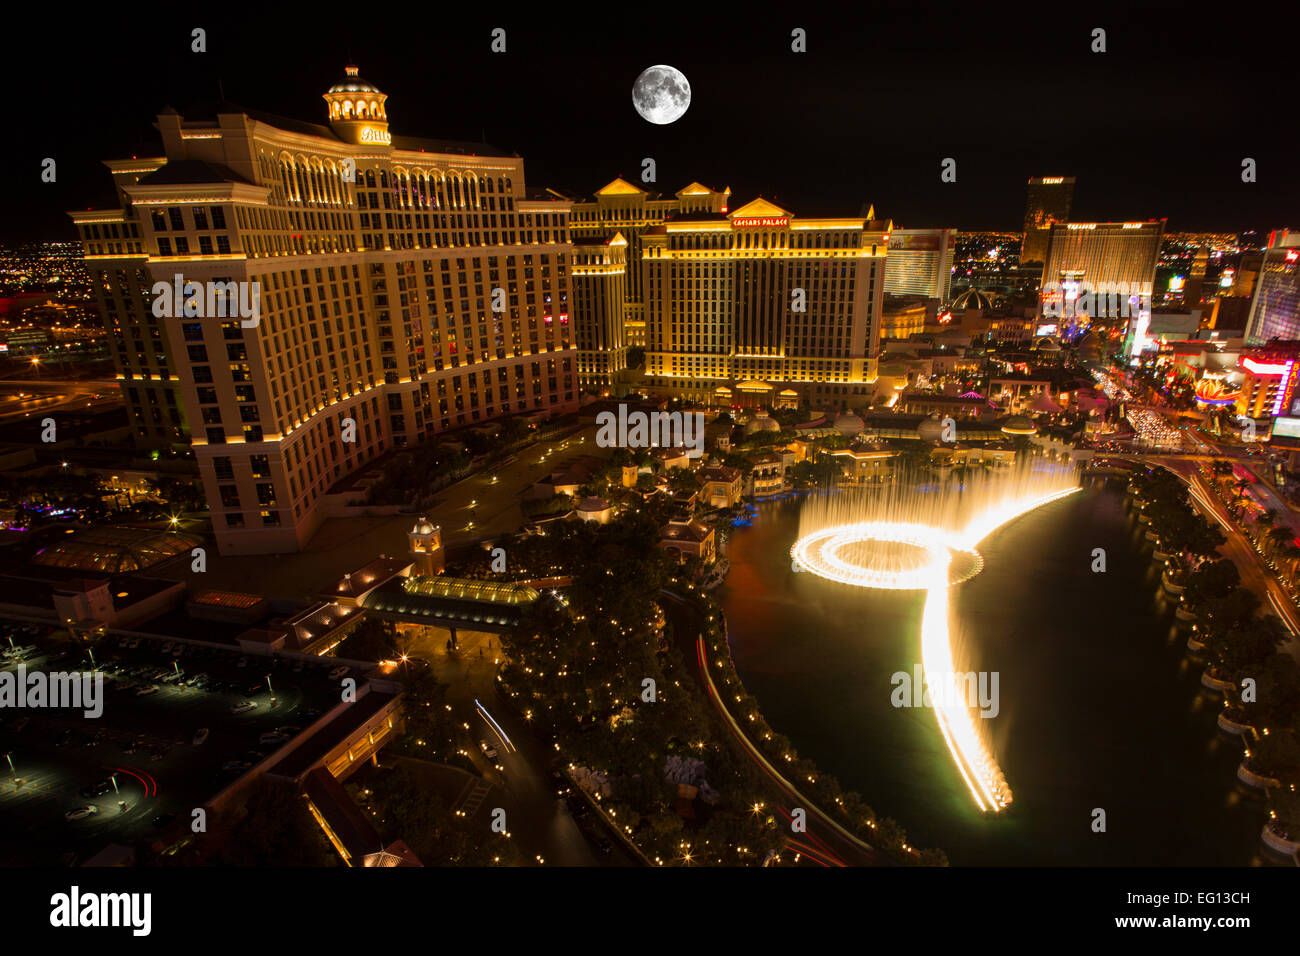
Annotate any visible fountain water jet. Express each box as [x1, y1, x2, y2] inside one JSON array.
[[789, 457, 1081, 811]]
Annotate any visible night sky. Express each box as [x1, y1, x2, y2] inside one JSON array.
[[7, 4, 1300, 243]]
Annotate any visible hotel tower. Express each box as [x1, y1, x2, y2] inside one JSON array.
[[640, 198, 889, 410], [70, 67, 578, 555], [569, 178, 729, 352]]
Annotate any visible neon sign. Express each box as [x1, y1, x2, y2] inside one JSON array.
[[733, 217, 789, 228], [1243, 357, 1292, 376], [359, 126, 391, 145]]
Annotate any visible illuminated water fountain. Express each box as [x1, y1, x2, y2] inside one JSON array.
[[789, 458, 1081, 812]]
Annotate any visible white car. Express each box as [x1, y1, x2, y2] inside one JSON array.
[[64, 805, 100, 822], [230, 700, 257, 715]]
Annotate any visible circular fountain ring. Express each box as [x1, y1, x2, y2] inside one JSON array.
[[790, 521, 982, 589]]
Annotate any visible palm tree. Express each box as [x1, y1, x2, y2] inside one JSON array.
[[1268, 524, 1294, 559], [1281, 541, 1300, 587]]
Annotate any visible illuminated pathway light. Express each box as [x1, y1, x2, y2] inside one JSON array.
[[789, 467, 1081, 812]]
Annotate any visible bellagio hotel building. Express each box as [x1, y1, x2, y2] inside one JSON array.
[[642, 198, 889, 410], [70, 67, 578, 555]]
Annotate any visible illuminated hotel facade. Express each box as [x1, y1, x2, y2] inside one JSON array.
[[1021, 175, 1075, 265], [569, 178, 729, 350], [1041, 220, 1164, 315], [641, 198, 889, 409], [570, 233, 628, 389], [70, 67, 578, 555], [1245, 228, 1300, 345], [884, 228, 954, 301]]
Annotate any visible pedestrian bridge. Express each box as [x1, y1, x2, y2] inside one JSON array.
[[359, 575, 539, 632]]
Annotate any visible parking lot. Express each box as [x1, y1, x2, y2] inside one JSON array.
[[0, 626, 361, 864]]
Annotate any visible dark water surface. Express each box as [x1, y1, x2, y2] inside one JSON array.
[[717, 480, 1268, 865]]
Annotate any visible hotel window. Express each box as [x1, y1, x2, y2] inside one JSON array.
[[157, 238, 172, 256], [213, 457, 234, 480], [226, 514, 245, 528], [206, 427, 227, 445], [211, 206, 226, 229], [169, 208, 185, 230]]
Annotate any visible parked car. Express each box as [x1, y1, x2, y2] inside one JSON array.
[[259, 732, 289, 747], [134, 685, 159, 697], [192, 728, 210, 746], [230, 700, 257, 715], [65, 805, 100, 822], [328, 665, 349, 680]]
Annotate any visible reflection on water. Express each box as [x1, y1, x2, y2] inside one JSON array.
[[717, 481, 1267, 865]]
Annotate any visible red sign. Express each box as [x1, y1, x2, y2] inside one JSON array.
[[732, 216, 789, 228]]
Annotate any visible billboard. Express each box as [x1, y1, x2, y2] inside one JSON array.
[[1271, 416, 1300, 444]]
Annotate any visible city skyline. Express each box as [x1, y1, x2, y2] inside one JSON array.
[[3, 0, 1300, 914], [7, 9, 1300, 244]]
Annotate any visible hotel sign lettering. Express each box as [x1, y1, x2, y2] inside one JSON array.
[[733, 216, 789, 228], [359, 126, 392, 145]]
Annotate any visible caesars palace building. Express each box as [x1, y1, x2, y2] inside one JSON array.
[[641, 198, 890, 410], [70, 67, 579, 556]]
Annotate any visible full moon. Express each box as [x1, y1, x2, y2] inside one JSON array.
[[632, 65, 691, 125]]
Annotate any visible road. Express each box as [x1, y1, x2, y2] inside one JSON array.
[[412, 627, 638, 866], [0, 379, 120, 425], [1100, 453, 1300, 657]]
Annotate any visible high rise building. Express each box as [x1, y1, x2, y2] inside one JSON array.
[[568, 178, 728, 350], [1245, 229, 1300, 344], [641, 197, 889, 410], [1021, 176, 1075, 266], [884, 228, 954, 301], [570, 233, 628, 390], [70, 66, 579, 555], [1183, 244, 1208, 308], [1042, 220, 1164, 310]]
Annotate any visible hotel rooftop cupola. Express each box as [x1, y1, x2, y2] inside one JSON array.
[[323, 65, 391, 146]]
